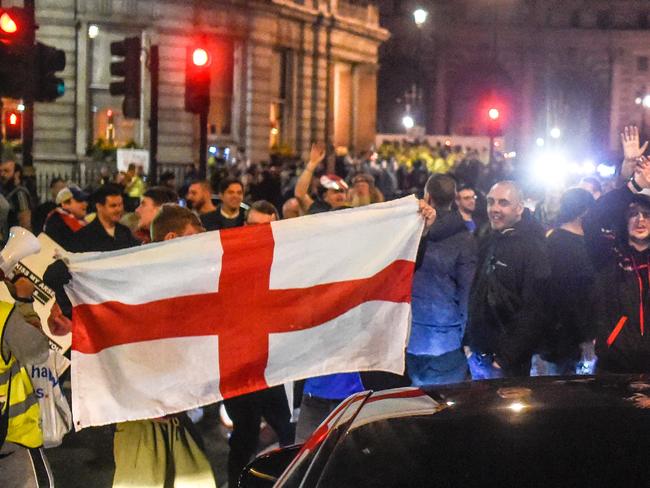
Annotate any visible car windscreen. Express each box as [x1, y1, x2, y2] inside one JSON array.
[[316, 405, 650, 487]]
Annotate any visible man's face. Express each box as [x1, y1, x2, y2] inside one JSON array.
[[627, 204, 650, 243], [0, 162, 16, 185], [97, 195, 124, 224], [324, 189, 347, 208], [220, 183, 244, 212], [186, 184, 207, 210], [246, 209, 276, 225], [487, 184, 523, 231], [62, 198, 88, 220], [135, 196, 160, 230], [457, 189, 477, 213]]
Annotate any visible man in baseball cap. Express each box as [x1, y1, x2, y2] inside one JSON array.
[[43, 185, 89, 249]]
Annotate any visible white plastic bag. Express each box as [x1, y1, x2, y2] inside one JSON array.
[[27, 350, 72, 448]]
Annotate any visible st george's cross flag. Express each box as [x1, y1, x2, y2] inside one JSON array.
[[65, 196, 424, 429]]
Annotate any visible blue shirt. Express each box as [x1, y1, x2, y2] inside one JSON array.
[[303, 373, 364, 400]]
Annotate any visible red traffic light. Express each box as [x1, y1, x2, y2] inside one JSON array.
[[4, 110, 22, 141], [0, 12, 17, 33], [192, 48, 210, 67], [488, 108, 500, 120]]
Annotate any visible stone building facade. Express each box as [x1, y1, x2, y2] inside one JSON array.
[[5, 0, 387, 175], [379, 0, 650, 158]]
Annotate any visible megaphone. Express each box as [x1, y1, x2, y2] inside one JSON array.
[[0, 227, 41, 280]]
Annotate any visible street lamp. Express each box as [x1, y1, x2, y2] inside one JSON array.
[[413, 8, 428, 28], [402, 115, 415, 130]]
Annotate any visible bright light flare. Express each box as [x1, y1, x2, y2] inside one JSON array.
[[488, 108, 500, 120], [192, 48, 210, 67], [536, 137, 545, 147], [597, 164, 616, 178], [402, 115, 415, 130], [643, 95, 650, 108], [8, 113, 17, 125], [550, 127, 561, 139], [0, 13, 17, 34], [533, 151, 567, 187], [413, 8, 428, 27], [88, 24, 99, 39], [509, 402, 526, 413], [16, 103, 24, 112]]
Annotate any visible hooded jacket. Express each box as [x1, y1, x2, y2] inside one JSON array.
[[584, 186, 650, 373], [408, 209, 477, 356], [466, 210, 550, 371]]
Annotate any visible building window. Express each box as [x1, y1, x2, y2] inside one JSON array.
[[269, 50, 292, 151], [638, 56, 649, 72], [208, 39, 234, 137], [596, 11, 612, 29]]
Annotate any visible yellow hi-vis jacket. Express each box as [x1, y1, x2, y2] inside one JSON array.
[[0, 301, 42, 448]]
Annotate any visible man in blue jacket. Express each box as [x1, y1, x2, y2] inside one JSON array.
[[407, 174, 477, 385]]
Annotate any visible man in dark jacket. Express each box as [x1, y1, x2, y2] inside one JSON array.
[[466, 180, 550, 378], [43, 185, 89, 249], [407, 174, 477, 385], [583, 160, 650, 374], [69, 184, 140, 252]]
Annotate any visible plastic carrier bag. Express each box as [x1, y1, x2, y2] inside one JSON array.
[[27, 350, 72, 448]]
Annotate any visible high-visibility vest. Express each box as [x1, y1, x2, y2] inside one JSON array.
[[0, 301, 43, 448]]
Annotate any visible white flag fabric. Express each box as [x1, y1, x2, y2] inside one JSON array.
[[66, 196, 424, 429]]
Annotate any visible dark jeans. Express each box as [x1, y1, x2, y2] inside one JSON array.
[[224, 385, 295, 486], [406, 349, 469, 386], [295, 394, 342, 443]]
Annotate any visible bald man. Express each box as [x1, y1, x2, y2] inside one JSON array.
[[466, 181, 550, 379]]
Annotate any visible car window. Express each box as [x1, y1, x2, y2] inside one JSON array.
[[316, 407, 650, 487]]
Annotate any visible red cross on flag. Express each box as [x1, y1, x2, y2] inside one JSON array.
[[66, 196, 424, 429]]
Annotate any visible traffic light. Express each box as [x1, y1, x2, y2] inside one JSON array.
[[185, 46, 211, 113], [0, 7, 34, 99], [4, 110, 22, 141], [487, 106, 503, 138], [109, 37, 141, 119], [0, 8, 31, 47], [34, 42, 65, 102]]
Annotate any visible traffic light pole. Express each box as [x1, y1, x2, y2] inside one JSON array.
[[199, 109, 208, 179], [148, 45, 159, 184], [22, 0, 35, 167]]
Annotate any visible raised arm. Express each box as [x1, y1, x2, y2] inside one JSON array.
[[294, 143, 326, 211]]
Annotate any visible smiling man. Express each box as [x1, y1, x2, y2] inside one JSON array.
[[466, 180, 550, 379], [70, 184, 140, 252]]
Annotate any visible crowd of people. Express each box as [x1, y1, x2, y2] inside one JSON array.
[[2, 124, 650, 487]]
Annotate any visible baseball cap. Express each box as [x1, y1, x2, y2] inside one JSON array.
[[56, 185, 89, 205], [319, 174, 349, 192]]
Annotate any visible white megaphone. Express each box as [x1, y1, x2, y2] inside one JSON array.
[[0, 227, 41, 280]]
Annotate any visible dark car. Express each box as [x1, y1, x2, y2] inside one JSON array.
[[241, 376, 650, 487]]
